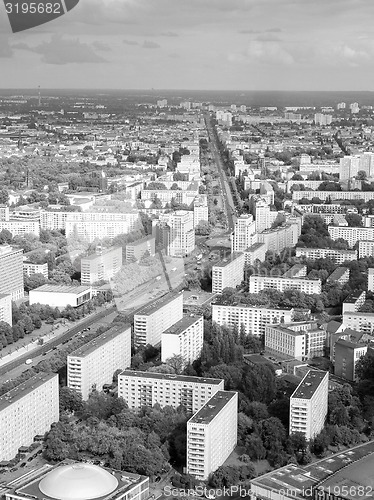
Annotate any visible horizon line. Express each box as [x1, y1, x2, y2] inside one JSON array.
[[0, 88, 374, 93]]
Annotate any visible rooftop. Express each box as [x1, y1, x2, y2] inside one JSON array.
[[163, 315, 203, 336], [69, 324, 131, 358], [188, 391, 237, 425], [81, 246, 122, 262], [291, 370, 328, 400], [0, 373, 57, 412], [327, 267, 349, 281], [126, 235, 155, 247], [135, 292, 181, 317], [31, 284, 92, 294], [344, 290, 366, 304], [119, 370, 223, 385], [212, 252, 244, 269]]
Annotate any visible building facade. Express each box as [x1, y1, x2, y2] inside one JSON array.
[[295, 247, 357, 264], [0, 293, 12, 326], [212, 252, 245, 294], [125, 236, 155, 262], [334, 340, 367, 382], [168, 210, 195, 257], [29, 284, 92, 308], [161, 315, 203, 365], [249, 275, 321, 295], [0, 245, 24, 300], [81, 246, 122, 285]]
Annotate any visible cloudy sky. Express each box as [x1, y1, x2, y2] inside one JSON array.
[[1, 0, 374, 90]]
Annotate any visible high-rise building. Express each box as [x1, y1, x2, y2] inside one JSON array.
[[0, 373, 59, 461], [168, 210, 195, 257], [161, 315, 204, 365], [118, 371, 224, 413], [212, 252, 245, 294], [186, 391, 238, 480], [0, 293, 12, 326], [368, 268, 374, 292], [134, 292, 183, 346], [193, 196, 209, 227], [314, 113, 332, 126], [125, 235, 155, 262], [289, 370, 329, 440], [67, 324, 131, 400], [339, 155, 361, 181], [231, 214, 256, 253], [255, 199, 277, 233], [81, 246, 122, 285], [0, 245, 24, 300]]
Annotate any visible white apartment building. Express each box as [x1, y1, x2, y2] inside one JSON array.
[[295, 246, 357, 264], [359, 241, 374, 258], [343, 312, 374, 334], [339, 155, 361, 181], [0, 246, 24, 300], [125, 235, 155, 261], [30, 284, 92, 308], [289, 370, 329, 441], [328, 226, 374, 248], [249, 275, 321, 295], [244, 242, 266, 265], [342, 291, 366, 314], [0, 373, 59, 461], [0, 293, 12, 326], [0, 220, 40, 237], [118, 371, 224, 414], [231, 214, 257, 253], [212, 303, 293, 336], [68, 324, 131, 400], [257, 222, 300, 254], [161, 315, 203, 365], [255, 200, 278, 233], [368, 268, 374, 292], [187, 391, 238, 480], [65, 212, 141, 243], [134, 292, 183, 346], [293, 190, 374, 202], [23, 261, 49, 279], [40, 210, 69, 231], [81, 246, 122, 285], [167, 210, 195, 257], [265, 321, 326, 361], [193, 196, 209, 227], [212, 252, 245, 294]]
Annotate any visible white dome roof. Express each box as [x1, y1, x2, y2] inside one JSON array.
[[39, 463, 119, 500]]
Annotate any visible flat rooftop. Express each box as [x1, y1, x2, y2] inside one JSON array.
[[81, 246, 122, 261], [212, 252, 244, 268], [119, 370, 223, 385], [291, 370, 328, 400], [188, 391, 237, 425], [32, 284, 91, 294], [344, 291, 365, 304], [69, 324, 130, 358], [135, 292, 181, 317], [0, 373, 57, 412], [246, 242, 265, 251], [126, 235, 155, 247], [163, 315, 203, 336]]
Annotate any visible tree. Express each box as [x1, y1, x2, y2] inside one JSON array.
[[164, 354, 185, 374], [59, 387, 84, 414], [345, 213, 363, 227], [245, 434, 266, 460], [0, 188, 9, 204]]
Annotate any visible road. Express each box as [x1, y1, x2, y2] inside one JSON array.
[[0, 305, 117, 379], [204, 114, 237, 233]]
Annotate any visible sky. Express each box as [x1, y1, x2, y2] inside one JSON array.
[[1, 0, 374, 90]]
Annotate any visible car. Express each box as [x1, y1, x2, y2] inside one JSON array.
[[155, 476, 162, 483], [25, 359, 32, 365], [20, 463, 26, 468], [10, 467, 17, 472]]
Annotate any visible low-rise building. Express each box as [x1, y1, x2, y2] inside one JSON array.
[[186, 391, 238, 480], [295, 246, 357, 264], [29, 284, 92, 308], [23, 261, 49, 279], [343, 311, 374, 334], [327, 267, 350, 285], [249, 275, 321, 295], [161, 315, 203, 365], [118, 371, 224, 413], [334, 339, 367, 381]]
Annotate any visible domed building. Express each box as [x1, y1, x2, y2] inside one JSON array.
[[5, 461, 149, 500]]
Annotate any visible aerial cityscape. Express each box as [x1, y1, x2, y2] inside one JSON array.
[[0, 1, 374, 500]]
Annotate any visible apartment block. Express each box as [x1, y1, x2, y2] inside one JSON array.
[[249, 275, 321, 295], [168, 210, 195, 257], [193, 195, 209, 227], [125, 236, 155, 262], [231, 214, 256, 253], [161, 315, 203, 365], [255, 199, 278, 233], [295, 246, 357, 264], [0, 220, 40, 237], [212, 302, 293, 336], [342, 311, 374, 334], [187, 391, 238, 480], [134, 292, 183, 346], [334, 340, 367, 382], [283, 264, 307, 279], [68, 324, 131, 400], [359, 240, 374, 258], [212, 252, 245, 294], [293, 190, 374, 202], [118, 371, 224, 413], [244, 242, 266, 265], [23, 261, 49, 279], [327, 267, 350, 285], [289, 370, 329, 441], [265, 321, 326, 361], [81, 246, 122, 285], [328, 226, 374, 248], [0, 245, 24, 300], [342, 291, 366, 314], [0, 293, 12, 326], [40, 209, 69, 231], [0, 373, 59, 461], [257, 222, 300, 254], [368, 268, 374, 292]]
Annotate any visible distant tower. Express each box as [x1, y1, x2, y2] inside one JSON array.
[[38, 86, 41, 107]]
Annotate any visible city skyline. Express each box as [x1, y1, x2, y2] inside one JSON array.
[[0, 0, 374, 90]]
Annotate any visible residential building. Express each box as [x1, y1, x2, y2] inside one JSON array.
[[231, 214, 256, 253], [265, 321, 326, 361], [212, 302, 293, 336], [328, 226, 374, 248], [244, 242, 266, 265], [40, 209, 69, 231], [5, 461, 149, 500], [289, 370, 329, 440], [369, 268, 374, 292], [186, 391, 238, 480], [81, 246, 122, 285], [168, 210, 195, 257], [212, 252, 245, 294], [161, 315, 203, 365], [134, 292, 183, 346], [326, 267, 350, 285], [29, 284, 92, 308], [255, 199, 277, 233], [249, 275, 321, 295], [68, 324, 131, 400], [295, 246, 357, 264], [334, 340, 367, 382], [23, 261, 49, 279], [0, 220, 40, 237], [314, 113, 332, 126], [359, 240, 374, 258], [0, 245, 24, 300], [342, 291, 366, 314], [125, 236, 155, 262], [193, 195, 209, 227], [257, 222, 300, 254], [0, 293, 12, 326], [339, 155, 361, 181], [293, 190, 374, 202], [283, 264, 307, 279], [118, 371, 224, 413], [343, 311, 374, 334], [0, 373, 59, 461]]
